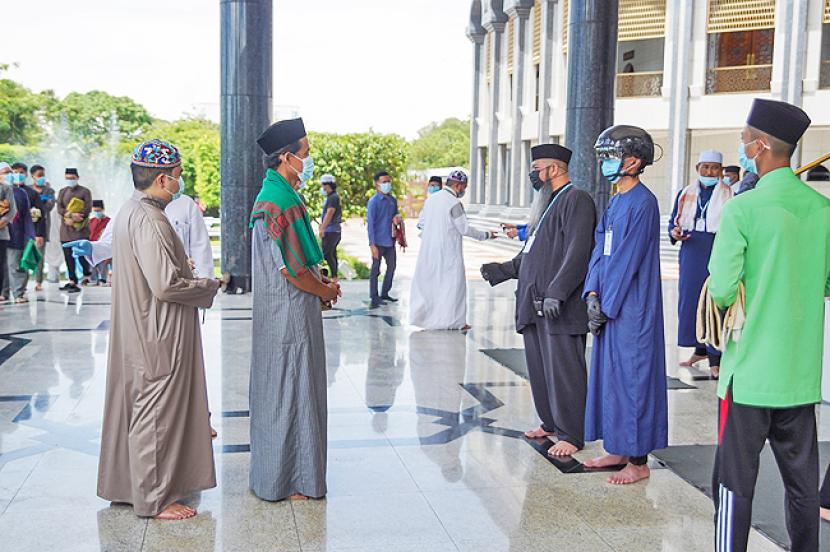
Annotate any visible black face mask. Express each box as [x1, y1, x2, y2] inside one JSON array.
[[529, 170, 545, 191]]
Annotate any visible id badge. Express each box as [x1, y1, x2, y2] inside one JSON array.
[[603, 230, 613, 256], [524, 234, 536, 253], [695, 218, 705, 232]]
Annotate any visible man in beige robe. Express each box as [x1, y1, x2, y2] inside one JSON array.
[[97, 139, 219, 520]]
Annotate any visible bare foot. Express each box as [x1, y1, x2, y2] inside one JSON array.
[[15, 297, 27, 304], [34, 284, 43, 291], [524, 426, 554, 439], [710, 366, 720, 379], [679, 353, 706, 367], [211, 426, 218, 439], [583, 454, 628, 469], [608, 463, 650, 485], [154, 502, 196, 520], [288, 493, 309, 501], [461, 324, 472, 331], [548, 440, 578, 457], [821, 507, 830, 523]]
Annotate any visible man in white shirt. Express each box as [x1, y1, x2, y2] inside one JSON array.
[[65, 194, 213, 278]]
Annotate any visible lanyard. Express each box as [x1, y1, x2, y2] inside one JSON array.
[[534, 183, 573, 235], [697, 194, 711, 218], [522, 183, 573, 253]]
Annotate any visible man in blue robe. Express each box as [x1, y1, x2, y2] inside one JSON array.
[[668, 150, 734, 377], [582, 125, 668, 485]]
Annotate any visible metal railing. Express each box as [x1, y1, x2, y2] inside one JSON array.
[[616, 71, 664, 97], [706, 64, 773, 94]]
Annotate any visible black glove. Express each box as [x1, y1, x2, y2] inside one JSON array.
[[480, 263, 494, 283], [542, 298, 562, 320], [480, 262, 511, 287], [586, 295, 607, 336]]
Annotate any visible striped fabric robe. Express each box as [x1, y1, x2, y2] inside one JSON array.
[[248, 219, 327, 500]]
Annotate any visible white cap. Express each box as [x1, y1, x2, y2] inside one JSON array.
[[0, 162, 10, 171], [698, 149, 723, 164], [320, 174, 335, 184]]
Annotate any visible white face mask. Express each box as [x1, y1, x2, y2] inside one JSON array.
[[66, 179, 78, 188]]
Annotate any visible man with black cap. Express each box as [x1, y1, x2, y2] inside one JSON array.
[[57, 167, 92, 291], [582, 125, 668, 485], [708, 99, 828, 552], [410, 169, 495, 330], [417, 176, 444, 231], [723, 165, 741, 193], [480, 144, 596, 457], [249, 117, 340, 503], [318, 173, 342, 277]]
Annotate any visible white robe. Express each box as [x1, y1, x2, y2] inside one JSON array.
[[409, 189, 489, 330], [91, 194, 214, 277]]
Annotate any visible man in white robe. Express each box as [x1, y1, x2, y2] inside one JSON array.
[[409, 170, 495, 330]]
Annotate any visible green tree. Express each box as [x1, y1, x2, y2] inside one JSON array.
[[0, 65, 55, 145], [408, 118, 470, 170], [193, 132, 221, 214], [306, 131, 409, 218], [52, 90, 153, 148], [133, 117, 220, 203]]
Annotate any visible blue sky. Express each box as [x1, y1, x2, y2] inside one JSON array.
[[5, 0, 472, 138]]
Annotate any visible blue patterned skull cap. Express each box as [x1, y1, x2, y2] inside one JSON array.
[[447, 170, 468, 185], [131, 139, 182, 168]]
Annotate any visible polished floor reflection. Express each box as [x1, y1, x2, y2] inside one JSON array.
[[0, 279, 808, 551]]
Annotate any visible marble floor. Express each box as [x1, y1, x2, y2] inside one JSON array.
[[0, 272, 822, 551]]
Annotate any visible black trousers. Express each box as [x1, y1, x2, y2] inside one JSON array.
[[522, 323, 587, 449], [61, 242, 91, 283], [712, 388, 818, 552], [321, 232, 341, 277], [821, 465, 830, 509], [369, 245, 396, 301], [694, 346, 722, 368]]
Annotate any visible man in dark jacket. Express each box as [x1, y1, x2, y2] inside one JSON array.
[[481, 144, 596, 457]]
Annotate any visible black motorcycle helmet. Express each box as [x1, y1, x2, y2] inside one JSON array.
[[594, 125, 655, 172]]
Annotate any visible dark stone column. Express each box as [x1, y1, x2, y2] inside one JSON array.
[[220, 0, 272, 293], [564, 0, 618, 215]]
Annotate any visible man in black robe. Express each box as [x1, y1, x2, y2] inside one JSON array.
[[481, 144, 596, 457]]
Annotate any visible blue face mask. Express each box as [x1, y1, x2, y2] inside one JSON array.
[[428, 185, 441, 194], [600, 158, 624, 184], [12, 173, 25, 185], [380, 182, 392, 194], [5, 174, 13, 185], [723, 176, 732, 186], [738, 141, 758, 174], [35, 177, 46, 186], [292, 154, 314, 184], [699, 176, 719, 187], [164, 175, 184, 202], [320, 186, 327, 195]]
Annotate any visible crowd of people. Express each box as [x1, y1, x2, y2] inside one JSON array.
[[64, 96, 829, 552]]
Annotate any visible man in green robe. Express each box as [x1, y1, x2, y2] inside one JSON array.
[[248, 118, 341, 502], [708, 98, 830, 552]]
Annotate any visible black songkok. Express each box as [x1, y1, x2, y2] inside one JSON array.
[[65, 168, 79, 176], [428, 176, 442, 184], [746, 99, 810, 145], [531, 144, 572, 164], [723, 165, 740, 174], [92, 200, 105, 209], [257, 118, 307, 155]]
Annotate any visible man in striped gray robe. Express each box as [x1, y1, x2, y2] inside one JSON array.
[[248, 118, 340, 501]]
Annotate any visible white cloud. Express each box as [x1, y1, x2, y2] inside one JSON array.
[[4, 0, 472, 139]]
